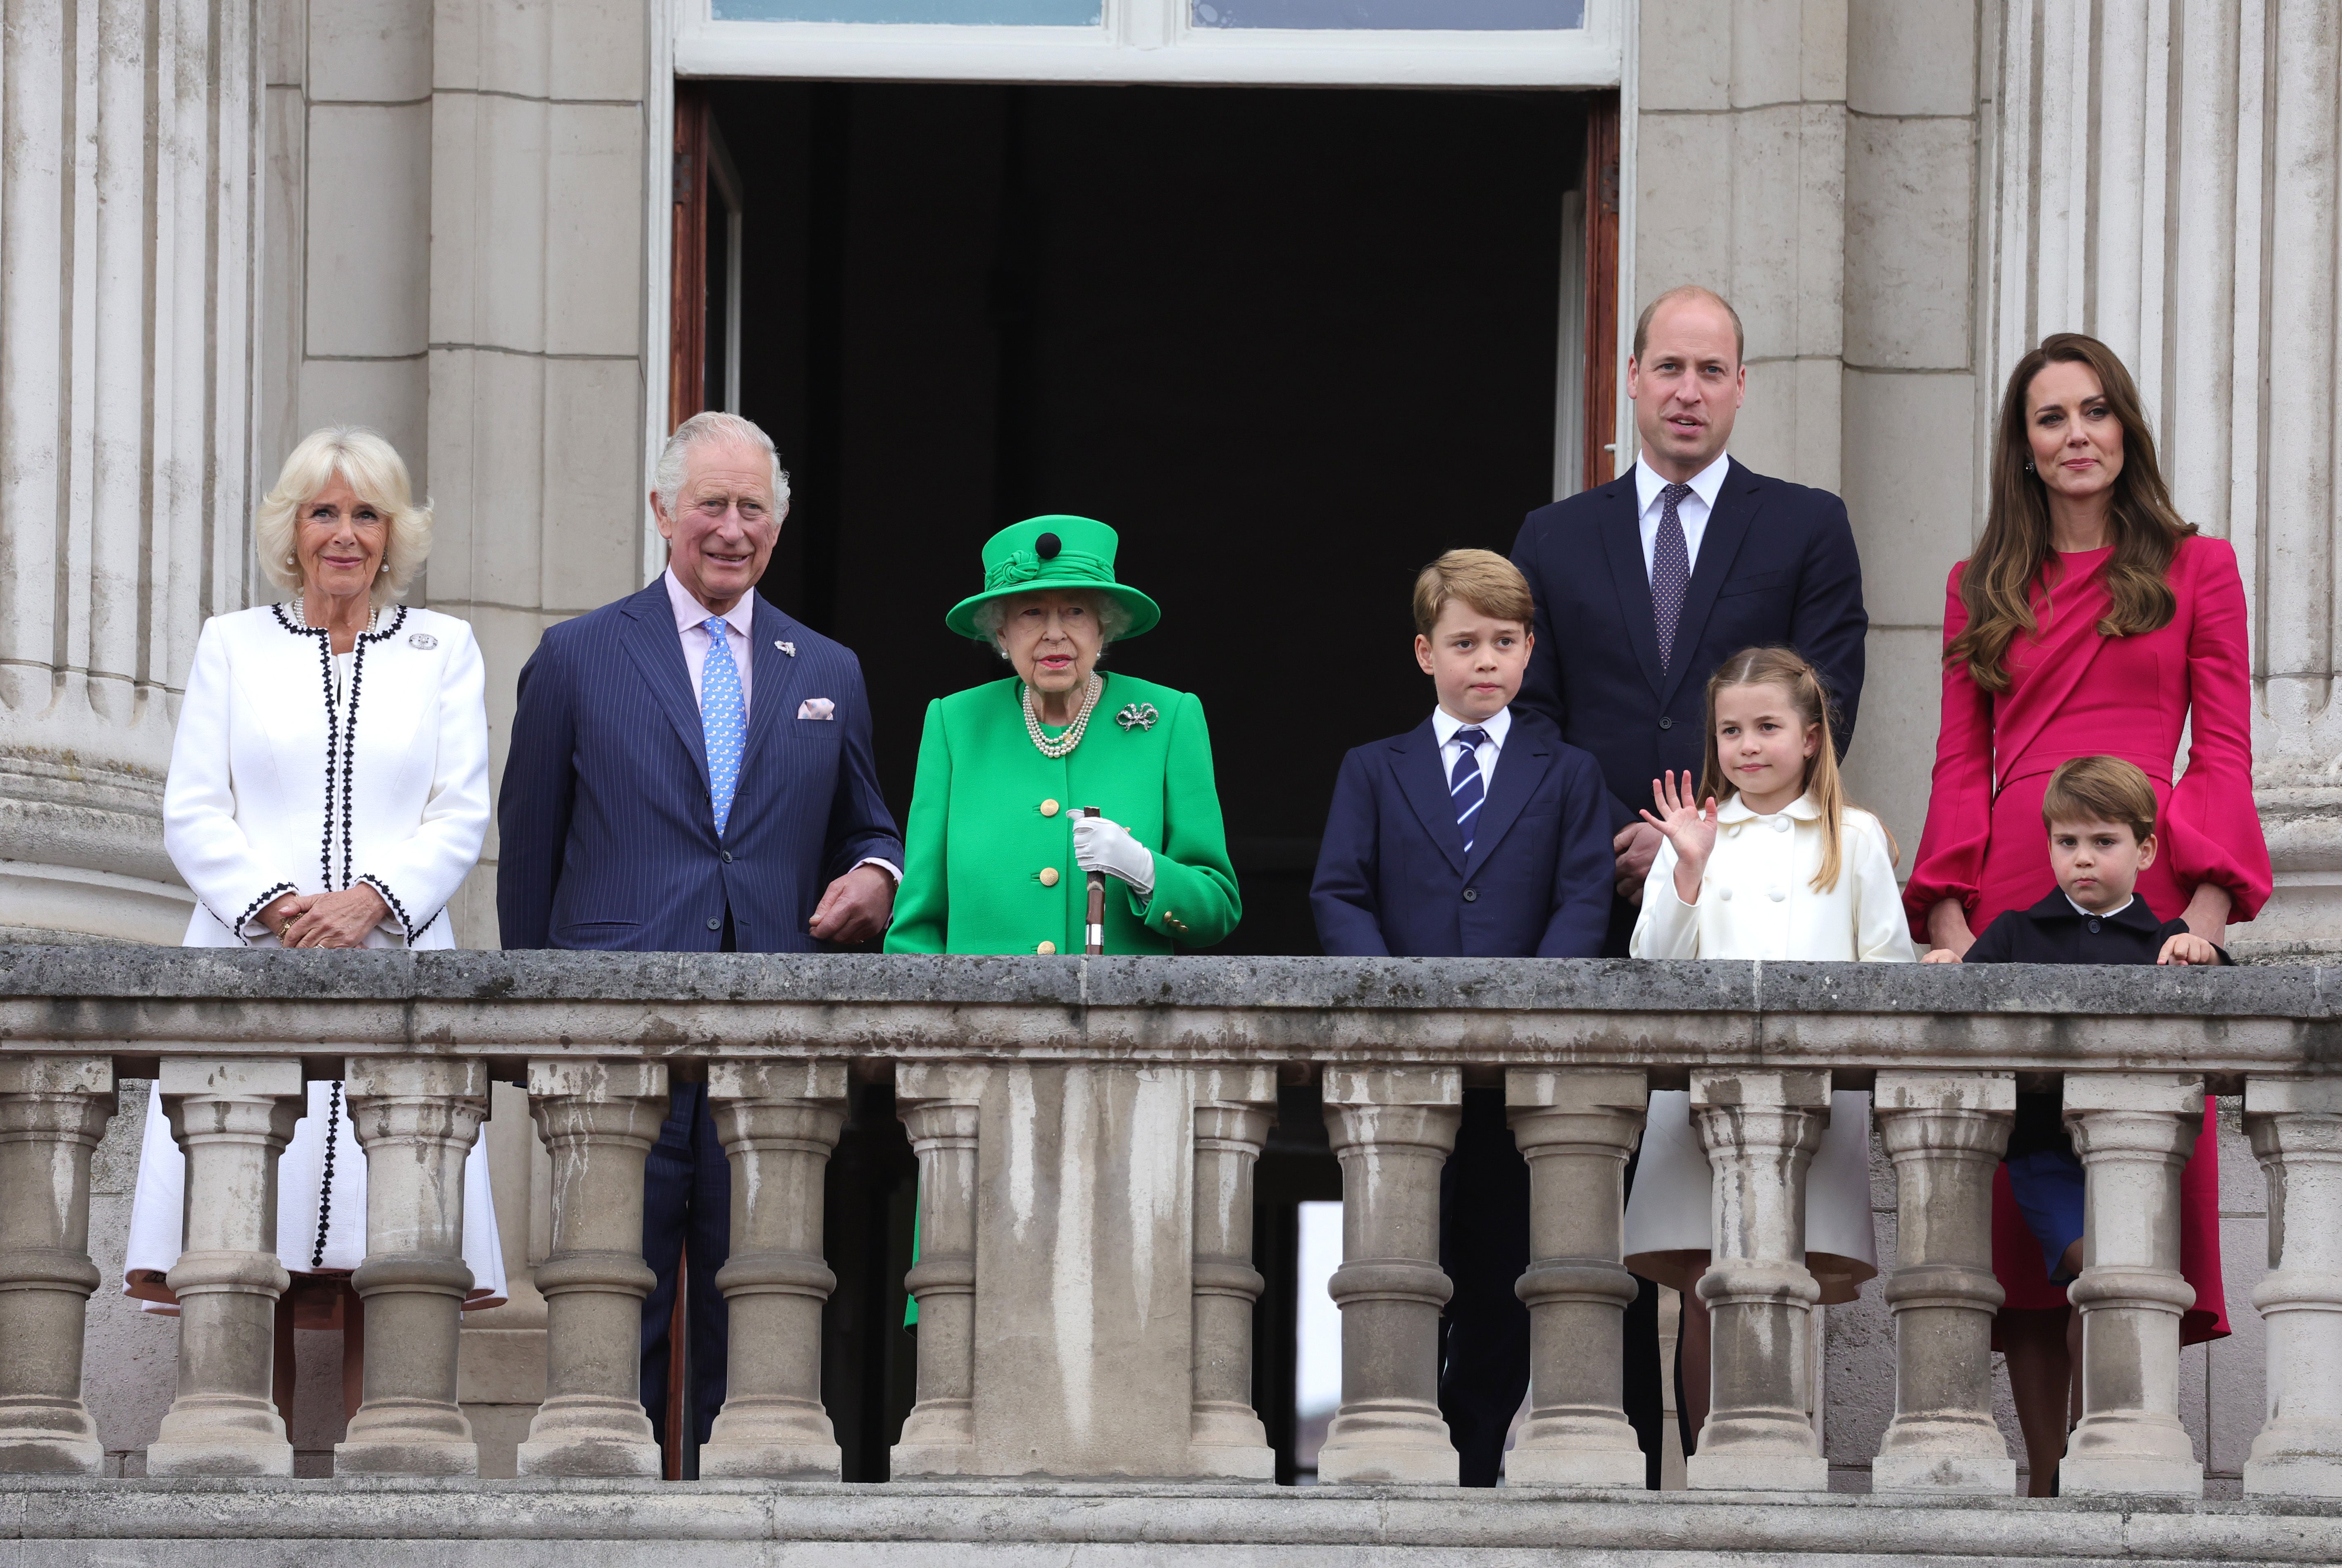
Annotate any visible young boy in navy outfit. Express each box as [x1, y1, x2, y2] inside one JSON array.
[[1925, 754, 2226, 1468], [1311, 549, 1613, 1485]]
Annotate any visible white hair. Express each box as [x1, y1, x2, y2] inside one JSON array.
[[974, 589, 1133, 658], [253, 426, 432, 610], [656, 411, 791, 521]]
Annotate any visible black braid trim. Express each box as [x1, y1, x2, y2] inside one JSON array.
[[353, 872, 429, 945], [311, 1081, 342, 1270], [336, 609, 407, 891], [211, 881, 299, 944]]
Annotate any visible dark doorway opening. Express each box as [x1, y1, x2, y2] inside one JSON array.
[[676, 76, 1607, 1483]]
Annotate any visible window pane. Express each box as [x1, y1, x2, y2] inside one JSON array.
[[1192, 0, 1584, 26], [714, 0, 1102, 21]]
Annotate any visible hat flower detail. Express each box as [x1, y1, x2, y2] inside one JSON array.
[[1115, 702, 1160, 733]]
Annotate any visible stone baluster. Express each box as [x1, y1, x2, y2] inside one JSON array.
[[1502, 1067, 1648, 1487], [699, 1060, 848, 1480], [1685, 1068, 1830, 1492], [514, 1058, 667, 1478], [145, 1058, 306, 1477], [1871, 1072, 2017, 1494], [2059, 1072, 2204, 1498], [335, 1058, 489, 1475], [1189, 1066, 1279, 1480], [0, 1057, 115, 1475], [1316, 1066, 1461, 1485], [2244, 1077, 2342, 1498], [891, 1063, 987, 1477]]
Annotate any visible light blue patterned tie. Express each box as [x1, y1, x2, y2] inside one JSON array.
[[700, 616, 746, 837]]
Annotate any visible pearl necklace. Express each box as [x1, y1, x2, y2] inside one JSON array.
[[1023, 674, 1103, 759]]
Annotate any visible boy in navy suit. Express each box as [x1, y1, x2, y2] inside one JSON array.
[[1312, 549, 1613, 1485]]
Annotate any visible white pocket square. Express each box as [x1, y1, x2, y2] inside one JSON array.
[[797, 698, 836, 721]]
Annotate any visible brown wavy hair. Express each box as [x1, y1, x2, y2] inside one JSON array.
[[1945, 333, 2195, 692], [1696, 647, 1873, 893]]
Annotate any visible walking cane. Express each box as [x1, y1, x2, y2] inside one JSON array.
[[1079, 807, 1106, 955]]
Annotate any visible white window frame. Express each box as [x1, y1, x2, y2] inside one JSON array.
[[672, 0, 1625, 88]]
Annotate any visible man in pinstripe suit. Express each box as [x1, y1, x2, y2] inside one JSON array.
[[498, 410, 903, 1454]]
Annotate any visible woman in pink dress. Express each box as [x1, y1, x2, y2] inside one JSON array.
[[1905, 332, 2271, 1494]]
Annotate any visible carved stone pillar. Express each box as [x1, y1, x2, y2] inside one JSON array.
[[699, 1060, 847, 1480], [1685, 1068, 1830, 1492], [1189, 1066, 1278, 1480], [514, 1058, 666, 1478], [2244, 1076, 2342, 1497], [1316, 1066, 1461, 1486], [145, 1058, 305, 1477], [1872, 1072, 2016, 1495], [335, 1058, 488, 1476], [2059, 1072, 2204, 1498], [891, 1063, 986, 1478], [1497, 1067, 1646, 1487], [0, 1056, 114, 1474]]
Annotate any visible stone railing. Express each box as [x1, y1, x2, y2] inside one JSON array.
[[1, 948, 2340, 1506]]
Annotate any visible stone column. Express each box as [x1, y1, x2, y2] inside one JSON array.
[[2244, 1076, 2342, 1497], [145, 1058, 305, 1477], [514, 1058, 666, 1478], [1315, 1066, 1461, 1486], [335, 1058, 489, 1476], [2059, 1072, 2204, 1499], [1871, 1071, 2016, 1495], [1189, 1066, 1278, 1481], [699, 1060, 847, 1480], [0, 1057, 115, 1474], [1685, 1068, 1830, 1492], [891, 1063, 986, 1477], [1503, 1067, 1648, 1487]]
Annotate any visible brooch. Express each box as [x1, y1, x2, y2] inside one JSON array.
[[1115, 702, 1159, 732], [407, 632, 437, 650], [774, 640, 796, 656]]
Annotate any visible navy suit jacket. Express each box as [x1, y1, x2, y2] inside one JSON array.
[[1310, 709, 1612, 959], [496, 580, 902, 953], [1511, 458, 1868, 834]]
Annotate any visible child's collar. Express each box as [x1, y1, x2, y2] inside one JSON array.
[[1717, 791, 1821, 825]]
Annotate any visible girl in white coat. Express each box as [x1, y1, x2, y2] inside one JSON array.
[[124, 428, 505, 1385], [1627, 645, 1915, 1450]]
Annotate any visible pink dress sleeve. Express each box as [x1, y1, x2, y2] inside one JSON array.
[[2161, 537, 2273, 922], [1904, 564, 1997, 939]]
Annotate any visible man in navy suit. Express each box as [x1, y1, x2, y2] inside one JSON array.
[[1311, 550, 1612, 1485], [498, 411, 903, 1454], [1511, 284, 1868, 1480]]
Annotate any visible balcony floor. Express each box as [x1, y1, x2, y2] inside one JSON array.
[[5, 1477, 2341, 1565]]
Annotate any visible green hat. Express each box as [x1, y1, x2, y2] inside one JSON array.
[[945, 515, 1162, 643]]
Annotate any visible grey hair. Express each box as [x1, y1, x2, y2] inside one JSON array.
[[655, 411, 791, 520], [254, 426, 432, 610], [974, 589, 1132, 658]]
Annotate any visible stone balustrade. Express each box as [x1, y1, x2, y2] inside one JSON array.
[[1, 946, 2341, 1520]]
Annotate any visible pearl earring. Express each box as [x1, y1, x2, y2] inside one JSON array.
[[379, 563, 388, 574]]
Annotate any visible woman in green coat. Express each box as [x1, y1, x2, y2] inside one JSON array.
[[885, 514, 1240, 956]]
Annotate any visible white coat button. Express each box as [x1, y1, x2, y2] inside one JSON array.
[[1771, 815, 1791, 833], [1767, 885, 1786, 902], [1718, 886, 1734, 902]]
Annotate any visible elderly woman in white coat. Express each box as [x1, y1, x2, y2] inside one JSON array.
[[1625, 647, 1912, 1456], [124, 427, 505, 1389]]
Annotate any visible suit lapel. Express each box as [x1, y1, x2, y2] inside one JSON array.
[[1390, 719, 1467, 877], [1463, 723, 1555, 879], [616, 581, 713, 796], [739, 594, 803, 788], [1599, 479, 1665, 700], [1658, 459, 1761, 711]]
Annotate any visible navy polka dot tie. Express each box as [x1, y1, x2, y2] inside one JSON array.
[[1652, 481, 1694, 674]]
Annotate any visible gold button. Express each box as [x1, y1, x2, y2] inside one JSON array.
[[1036, 940, 1057, 955], [1041, 798, 1060, 817], [1039, 867, 1060, 887]]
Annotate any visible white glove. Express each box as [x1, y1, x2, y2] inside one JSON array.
[[1072, 812, 1156, 898]]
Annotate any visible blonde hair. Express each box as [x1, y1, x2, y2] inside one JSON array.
[[1411, 549, 1534, 637], [2042, 755, 2159, 844], [1696, 646, 1875, 894], [253, 427, 432, 610]]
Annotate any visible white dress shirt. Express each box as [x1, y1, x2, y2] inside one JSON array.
[[1633, 450, 1733, 580], [1430, 704, 1511, 796], [666, 567, 755, 714]]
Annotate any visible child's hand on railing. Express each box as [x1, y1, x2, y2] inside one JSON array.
[[1640, 770, 1718, 905], [1921, 948, 1963, 964], [2157, 932, 2222, 966]]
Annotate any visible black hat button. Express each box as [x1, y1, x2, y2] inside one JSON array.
[[1036, 532, 1062, 560]]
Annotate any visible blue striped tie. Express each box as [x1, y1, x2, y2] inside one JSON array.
[[701, 616, 746, 837], [1451, 727, 1489, 855]]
